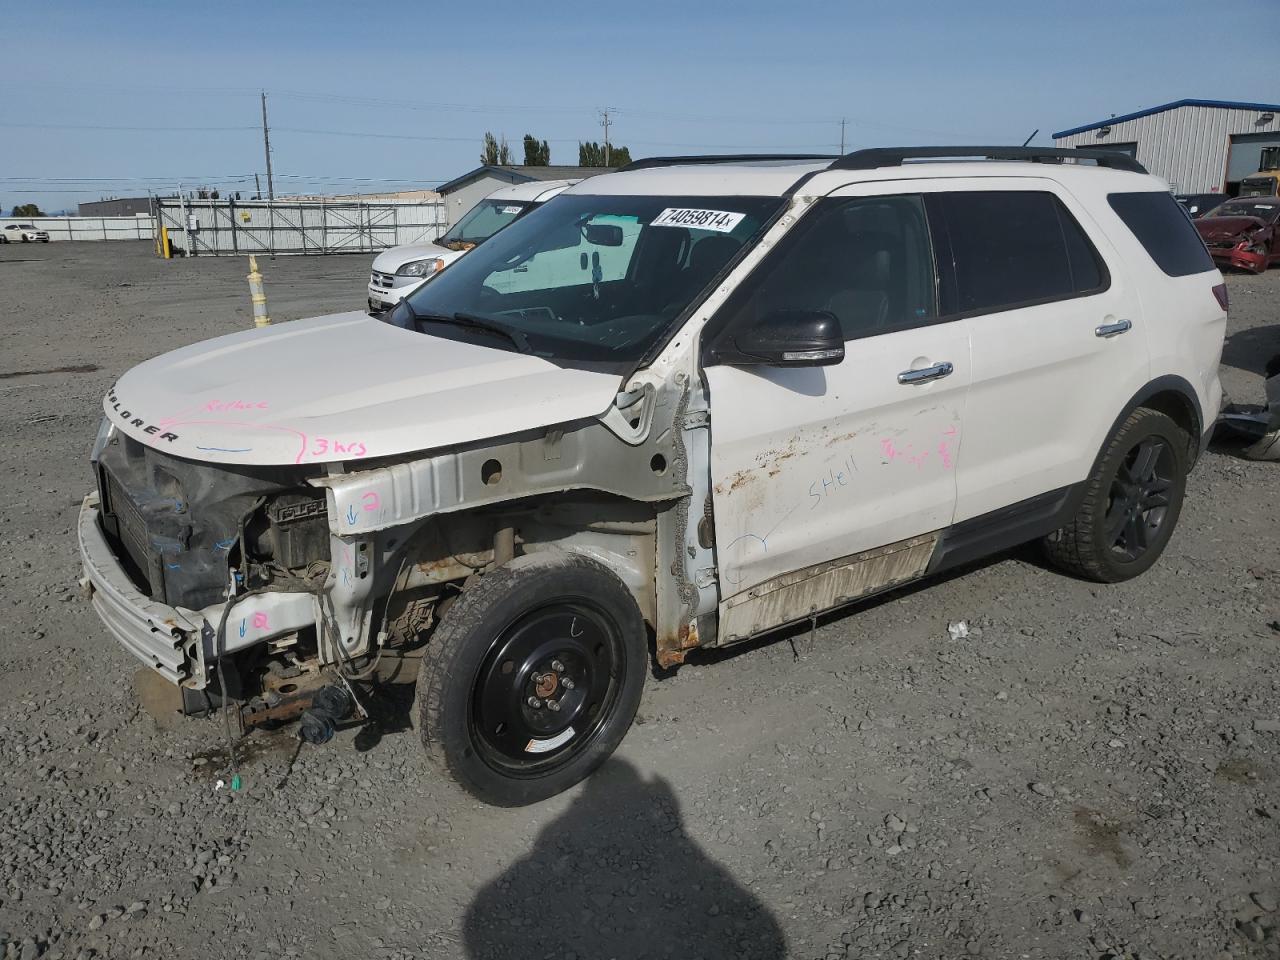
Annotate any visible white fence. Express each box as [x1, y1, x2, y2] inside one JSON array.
[[155, 198, 447, 256], [0, 216, 156, 242]]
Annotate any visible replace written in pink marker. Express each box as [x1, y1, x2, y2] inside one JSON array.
[[204, 400, 269, 412]]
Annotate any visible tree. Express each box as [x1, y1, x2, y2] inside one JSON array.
[[522, 134, 551, 166], [481, 131, 511, 165], [11, 203, 44, 217], [578, 141, 629, 167]]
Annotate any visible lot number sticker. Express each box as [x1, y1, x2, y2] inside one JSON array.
[[651, 207, 745, 233]]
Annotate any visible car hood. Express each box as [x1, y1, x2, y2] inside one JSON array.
[[103, 312, 622, 467], [370, 242, 464, 272], [1196, 215, 1267, 238]]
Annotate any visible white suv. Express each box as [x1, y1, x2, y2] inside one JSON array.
[[366, 179, 576, 312], [2, 223, 50, 242], [80, 147, 1225, 805]]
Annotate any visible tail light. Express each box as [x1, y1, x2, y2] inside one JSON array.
[[1212, 282, 1229, 312]]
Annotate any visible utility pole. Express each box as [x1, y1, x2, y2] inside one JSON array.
[[254, 173, 262, 200], [839, 118, 847, 154], [600, 108, 613, 166], [260, 90, 275, 201]]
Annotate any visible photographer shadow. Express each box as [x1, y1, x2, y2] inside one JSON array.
[[463, 758, 786, 960]]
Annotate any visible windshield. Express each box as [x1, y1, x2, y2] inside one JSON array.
[[392, 193, 784, 369], [1206, 200, 1280, 222], [437, 199, 533, 248]]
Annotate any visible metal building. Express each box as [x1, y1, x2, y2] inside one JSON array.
[[78, 196, 156, 217], [1053, 99, 1280, 195], [436, 165, 612, 228]]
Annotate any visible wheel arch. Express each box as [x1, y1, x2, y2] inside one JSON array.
[[1107, 375, 1204, 466], [391, 492, 662, 631]]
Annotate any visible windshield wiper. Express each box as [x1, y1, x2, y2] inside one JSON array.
[[414, 310, 533, 354]]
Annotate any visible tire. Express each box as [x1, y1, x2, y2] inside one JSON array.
[[416, 551, 647, 806], [1043, 407, 1189, 583]]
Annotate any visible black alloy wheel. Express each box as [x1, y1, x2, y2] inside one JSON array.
[[1043, 407, 1189, 583], [1104, 435, 1176, 563]]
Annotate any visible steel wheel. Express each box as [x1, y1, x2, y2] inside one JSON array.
[[417, 552, 647, 805], [1104, 436, 1175, 562], [470, 601, 624, 777]]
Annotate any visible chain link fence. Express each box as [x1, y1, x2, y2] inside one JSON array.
[[155, 198, 446, 256]]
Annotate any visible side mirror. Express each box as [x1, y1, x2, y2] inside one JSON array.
[[710, 310, 844, 367], [584, 223, 624, 246]]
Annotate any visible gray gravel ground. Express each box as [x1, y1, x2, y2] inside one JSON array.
[[1, 242, 1279, 960]]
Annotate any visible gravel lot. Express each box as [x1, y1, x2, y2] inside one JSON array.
[[2, 241, 1279, 960]]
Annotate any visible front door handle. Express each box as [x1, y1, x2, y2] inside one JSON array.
[[1095, 319, 1132, 338], [897, 361, 954, 385]]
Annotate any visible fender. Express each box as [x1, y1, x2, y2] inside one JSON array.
[[1101, 374, 1205, 465]]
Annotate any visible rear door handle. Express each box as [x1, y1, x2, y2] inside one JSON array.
[[1095, 319, 1132, 338], [897, 361, 954, 385]]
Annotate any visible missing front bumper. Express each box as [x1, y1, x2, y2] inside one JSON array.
[[78, 493, 204, 686]]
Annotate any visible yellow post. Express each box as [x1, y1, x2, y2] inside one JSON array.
[[160, 226, 171, 259], [247, 255, 270, 327]]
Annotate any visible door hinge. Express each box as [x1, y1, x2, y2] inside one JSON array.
[[682, 410, 710, 429]]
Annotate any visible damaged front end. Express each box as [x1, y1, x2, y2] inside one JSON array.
[[81, 419, 355, 728], [79, 367, 719, 732], [1197, 218, 1272, 274]]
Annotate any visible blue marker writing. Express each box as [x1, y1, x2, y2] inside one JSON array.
[[346, 504, 357, 525], [238, 619, 246, 638]]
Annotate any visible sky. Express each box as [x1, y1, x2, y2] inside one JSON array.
[[4, 0, 1277, 214]]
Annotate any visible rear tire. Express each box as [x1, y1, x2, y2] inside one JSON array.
[[1043, 408, 1188, 583], [416, 551, 647, 806]]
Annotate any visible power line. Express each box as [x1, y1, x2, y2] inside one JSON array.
[[0, 174, 257, 182], [1, 79, 994, 137], [0, 121, 257, 133], [271, 89, 592, 118]]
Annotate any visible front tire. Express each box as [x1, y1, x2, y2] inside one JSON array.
[[416, 551, 647, 806], [1043, 407, 1188, 583]]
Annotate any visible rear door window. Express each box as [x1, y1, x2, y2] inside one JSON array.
[[929, 191, 1108, 316], [1107, 191, 1215, 277]]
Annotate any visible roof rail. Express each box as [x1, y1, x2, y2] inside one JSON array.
[[619, 153, 836, 172], [828, 146, 1147, 175]]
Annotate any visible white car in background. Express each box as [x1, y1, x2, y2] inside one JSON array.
[[367, 179, 576, 312], [2, 223, 50, 243]]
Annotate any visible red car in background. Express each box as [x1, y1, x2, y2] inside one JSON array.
[[1194, 197, 1280, 273]]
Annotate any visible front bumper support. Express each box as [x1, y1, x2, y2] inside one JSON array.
[[78, 493, 204, 686], [79, 494, 323, 689]]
